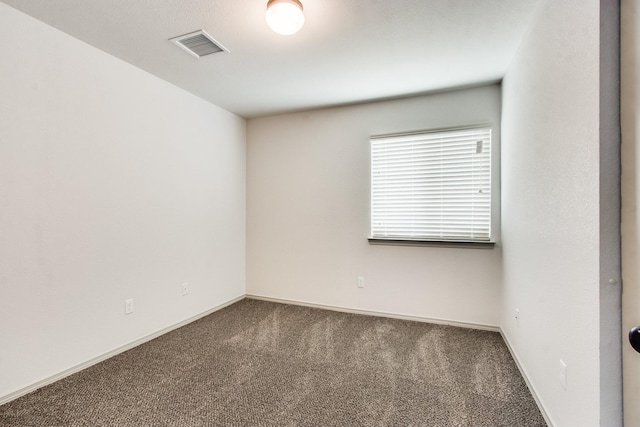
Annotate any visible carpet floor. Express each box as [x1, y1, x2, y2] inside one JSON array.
[[0, 298, 547, 426]]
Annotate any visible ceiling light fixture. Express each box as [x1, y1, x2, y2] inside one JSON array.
[[265, 0, 305, 36]]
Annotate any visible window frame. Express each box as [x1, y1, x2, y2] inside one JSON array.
[[368, 125, 495, 247]]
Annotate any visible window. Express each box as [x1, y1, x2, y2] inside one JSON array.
[[370, 126, 492, 243]]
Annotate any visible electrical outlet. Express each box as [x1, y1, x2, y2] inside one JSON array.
[[125, 298, 134, 315], [559, 359, 567, 390], [357, 277, 365, 288], [182, 282, 189, 296], [515, 308, 520, 323]]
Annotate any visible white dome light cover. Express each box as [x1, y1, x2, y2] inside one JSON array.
[[266, 0, 305, 36]]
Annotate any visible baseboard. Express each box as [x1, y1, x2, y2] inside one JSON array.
[[500, 331, 554, 427], [0, 294, 245, 406], [246, 294, 500, 332]]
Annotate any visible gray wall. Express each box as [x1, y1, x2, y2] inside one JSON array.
[[247, 85, 503, 328], [501, 0, 621, 425], [0, 4, 247, 401]]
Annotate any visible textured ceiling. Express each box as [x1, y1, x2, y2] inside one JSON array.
[[1, 0, 542, 118]]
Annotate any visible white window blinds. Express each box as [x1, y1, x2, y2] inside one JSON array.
[[371, 127, 492, 242]]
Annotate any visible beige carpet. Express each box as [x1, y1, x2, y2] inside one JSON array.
[[0, 298, 547, 426]]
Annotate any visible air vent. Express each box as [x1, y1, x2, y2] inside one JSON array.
[[170, 30, 228, 58]]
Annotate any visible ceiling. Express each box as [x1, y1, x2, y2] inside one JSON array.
[[2, 0, 542, 118]]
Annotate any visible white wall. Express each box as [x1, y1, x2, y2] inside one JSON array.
[[621, 0, 640, 426], [501, 0, 621, 426], [247, 85, 502, 327], [0, 4, 246, 401]]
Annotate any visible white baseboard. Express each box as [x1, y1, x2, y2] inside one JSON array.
[[500, 331, 554, 427], [246, 294, 501, 332], [0, 294, 245, 406]]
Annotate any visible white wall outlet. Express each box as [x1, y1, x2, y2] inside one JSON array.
[[182, 282, 189, 296], [357, 276, 365, 288], [125, 298, 134, 315], [515, 308, 520, 323], [559, 359, 567, 390]]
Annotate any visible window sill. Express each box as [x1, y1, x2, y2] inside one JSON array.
[[367, 238, 496, 249]]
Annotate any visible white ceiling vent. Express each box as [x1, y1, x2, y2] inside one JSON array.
[[170, 30, 228, 59]]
